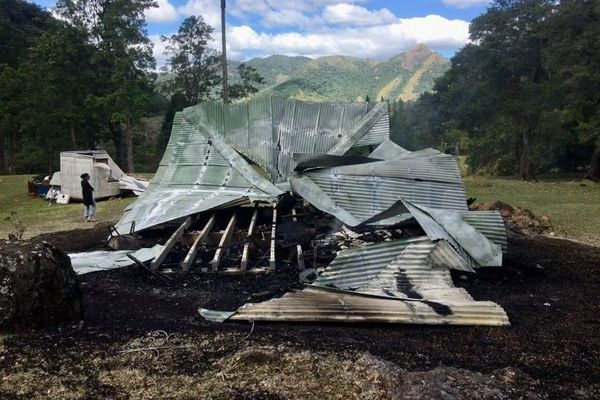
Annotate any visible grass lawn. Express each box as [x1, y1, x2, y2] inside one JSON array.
[[464, 176, 600, 245], [0, 174, 598, 245], [0, 175, 140, 239]]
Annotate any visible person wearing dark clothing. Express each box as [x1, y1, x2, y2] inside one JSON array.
[[80, 173, 96, 222]]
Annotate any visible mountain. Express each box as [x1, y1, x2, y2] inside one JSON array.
[[245, 44, 449, 102]]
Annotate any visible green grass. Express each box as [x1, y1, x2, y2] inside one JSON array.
[[464, 176, 600, 245], [0, 175, 140, 239], [0, 174, 598, 246]]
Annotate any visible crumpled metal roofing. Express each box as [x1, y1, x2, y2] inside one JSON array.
[[116, 97, 390, 232], [403, 201, 502, 267], [201, 286, 509, 326], [114, 96, 510, 326], [290, 149, 468, 227], [201, 236, 509, 325]]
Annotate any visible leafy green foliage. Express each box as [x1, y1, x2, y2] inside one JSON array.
[[161, 15, 221, 105], [400, 0, 600, 180]]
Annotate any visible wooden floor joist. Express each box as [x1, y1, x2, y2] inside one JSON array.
[[151, 216, 193, 270], [180, 215, 216, 271], [269, 204, 277, 271], [292, 208, 305, 270], [210, 213, 237, 271], [241, 205, 259, 270]]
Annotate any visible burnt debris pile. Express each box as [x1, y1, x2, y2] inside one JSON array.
[[75, 97, 510, 326]]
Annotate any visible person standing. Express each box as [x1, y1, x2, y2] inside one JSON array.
[[80, 173, 96, 222]]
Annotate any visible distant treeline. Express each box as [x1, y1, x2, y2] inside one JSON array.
[[389, 0, 600, 180]]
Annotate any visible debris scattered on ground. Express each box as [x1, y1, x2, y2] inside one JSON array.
[[471, 200, 551, 235], [80, 97, 511, 326]]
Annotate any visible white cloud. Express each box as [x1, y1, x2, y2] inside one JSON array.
[[150, 34, 170, 68], [441, 0, 492, 8], [225, 15, 469, 60], [323, 4, 397, 26], [145, 0, 179, 23], [178, 0, 222, 28]]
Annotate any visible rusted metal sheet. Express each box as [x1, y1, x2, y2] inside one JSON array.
[[210, 286, 509, 326]]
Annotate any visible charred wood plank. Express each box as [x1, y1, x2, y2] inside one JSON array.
[[210, 213, 237, 271], [181, 215, 216, 272], [151, 216, 193, 270]]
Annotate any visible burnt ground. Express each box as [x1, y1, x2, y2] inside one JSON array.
[[1, 229, 600, 399]]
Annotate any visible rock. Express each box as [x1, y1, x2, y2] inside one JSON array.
[[0, 240, 83, 330]]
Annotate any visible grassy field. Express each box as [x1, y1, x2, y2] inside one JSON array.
[[0, 175, 138, 239], [464, 176, 600, 245], [0, 174, 598, 245]]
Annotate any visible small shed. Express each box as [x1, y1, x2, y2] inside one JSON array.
[[50, 151, 124, 200]]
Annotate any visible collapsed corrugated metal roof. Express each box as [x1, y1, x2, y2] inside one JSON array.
[[114, 97, 509, 326]]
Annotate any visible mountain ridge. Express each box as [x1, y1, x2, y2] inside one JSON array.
[[244, 44, 449, 102]]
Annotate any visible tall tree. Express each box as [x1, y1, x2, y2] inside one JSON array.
[[161, 16, 221, 105], [0, 0, 51, 67], [55, 0, 157, 172], [544, 0, 600, 180]]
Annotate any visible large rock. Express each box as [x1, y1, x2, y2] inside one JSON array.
[[0, 240, 83, 329]]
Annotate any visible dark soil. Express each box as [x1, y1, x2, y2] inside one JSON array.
[[1, 230, 599, 399]]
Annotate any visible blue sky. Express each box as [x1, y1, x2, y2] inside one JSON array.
[[33, 0, 492, 64]]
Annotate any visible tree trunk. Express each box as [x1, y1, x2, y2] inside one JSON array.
[[0, 130, 6, 175], [110, 121, 126, 170], [584, 147, 600, 181], [124, 124, 134, 173], [69, 121, 77, 149], [519, 129, 532, 181]]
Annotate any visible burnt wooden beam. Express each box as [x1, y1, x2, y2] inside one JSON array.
[[241, 204, 259, 270], [151, 216, 193, 270], [210, 213, 237, 271], [269, 204, 277, 271], [292, 208, 305, 270], [181, 215, 216, 272]]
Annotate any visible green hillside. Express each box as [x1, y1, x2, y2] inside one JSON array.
[[156, 44, 449, 102], [250, 44, 449, 102]]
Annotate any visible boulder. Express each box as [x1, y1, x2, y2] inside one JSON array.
[[0, 240, 83, 330]]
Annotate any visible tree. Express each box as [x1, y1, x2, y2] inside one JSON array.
[[0, 0, 51, 67], [544, 0, 600, 180], [55, 0, 157, 173], [161, 16, 221, 105], [229, 63, 265, 100]]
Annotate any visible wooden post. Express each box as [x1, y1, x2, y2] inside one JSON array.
[[181, 215, 215, 271], [210, 213, 237, 271], [241, 205, 259, 270], [151, 216, 193, 270], [292, 208, 305, 270], [269, 204, 277, 271]]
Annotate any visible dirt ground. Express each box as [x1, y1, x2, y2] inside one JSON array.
[[1, 227, 599, 399]]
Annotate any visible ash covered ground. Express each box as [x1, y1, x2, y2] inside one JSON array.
[[1, 225, 599, 399]]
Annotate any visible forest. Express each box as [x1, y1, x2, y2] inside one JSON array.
[[1, 0, 599, 181], [389, 0, 600, 180]]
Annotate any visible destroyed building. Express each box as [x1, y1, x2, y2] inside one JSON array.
[[104, 97, 509, 326]]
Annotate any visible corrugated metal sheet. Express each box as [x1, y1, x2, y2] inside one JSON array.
[[290, 172, 467, 227], [314, 236, 433, 290], [115, 113, 282, 233], [461, 211, 508, 252], [403, 201, 502, 267], [118, 98, 392, 233], [368, 139, 408, 159], [427, 240, 475, 273], [181, 97, 389, 182], [218, 286, 509, 326]]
